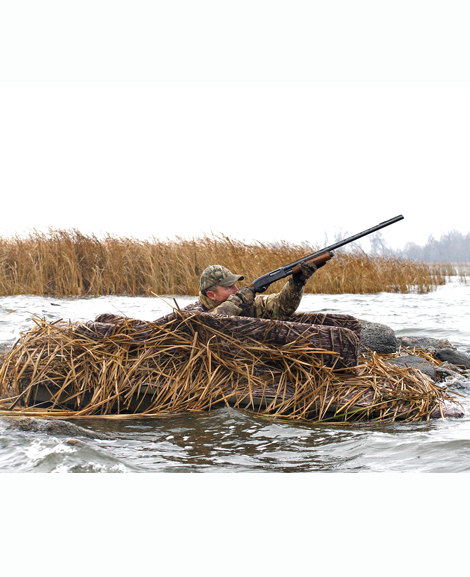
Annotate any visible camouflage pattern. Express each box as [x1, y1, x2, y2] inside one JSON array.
[[179, 311, 360, 368], [198, 276, 305, 320], [76, 307, 360, 368], [199, 265, 244, 292]]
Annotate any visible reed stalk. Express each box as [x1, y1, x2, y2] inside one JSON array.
[[0, 229, 453, 296]]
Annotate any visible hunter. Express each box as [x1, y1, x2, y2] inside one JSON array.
[[196, 261, 321, 320]]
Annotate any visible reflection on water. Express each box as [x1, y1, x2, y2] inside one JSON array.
[[2, 404, 470, 473]]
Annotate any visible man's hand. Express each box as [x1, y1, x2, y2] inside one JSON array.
[[292, 260, 325, 285]]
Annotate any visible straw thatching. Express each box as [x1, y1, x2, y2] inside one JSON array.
[[0, 310, 461, 422]]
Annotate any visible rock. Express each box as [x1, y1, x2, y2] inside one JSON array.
[[0, 343, 12, 363], [397, 336, 456, 351], [435, 368, 470, 390], [359, 319, 397, 354], [434, 348, 470, 369], [65, 438, 88, 447], [430, 400, 465, 419], [385, 355, 438, 381], [434, 362, 464, 380], [4, 417, 110, 440]]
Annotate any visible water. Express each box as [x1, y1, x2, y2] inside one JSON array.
[[1, 279, 470, 474]]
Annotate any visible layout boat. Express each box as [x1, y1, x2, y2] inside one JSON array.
[[0, 311, 463, 422]]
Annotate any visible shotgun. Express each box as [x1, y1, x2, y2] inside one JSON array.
[[251, 214, 404, 293]]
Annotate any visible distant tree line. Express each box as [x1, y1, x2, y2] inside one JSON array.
[[367, 230, 470, 262]]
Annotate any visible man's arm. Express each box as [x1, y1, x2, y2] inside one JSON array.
[[207, 287, 255, 317], [208, 261, 320, 319], [253, 276, 304, 320], [254, 259, 321, 319]]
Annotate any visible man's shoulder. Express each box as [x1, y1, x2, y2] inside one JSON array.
[[184, 301, 208, 312], [154, 300, 207, 324]]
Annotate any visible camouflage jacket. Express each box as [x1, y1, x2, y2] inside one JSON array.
[[197, 276, 304, 320], [152, 277, 305, 324]]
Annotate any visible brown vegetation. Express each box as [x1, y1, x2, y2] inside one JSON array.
[[0, 313, 459, 422], [0, 229, 455, 296]]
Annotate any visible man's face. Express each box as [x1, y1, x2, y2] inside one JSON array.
[[206, 284, 239, 303]]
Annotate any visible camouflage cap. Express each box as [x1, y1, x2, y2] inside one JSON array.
[[199, 265, 244, 292]]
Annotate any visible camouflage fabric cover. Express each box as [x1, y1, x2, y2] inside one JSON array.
[[179, 311, 359, 369], [76, 308, 360, 369]]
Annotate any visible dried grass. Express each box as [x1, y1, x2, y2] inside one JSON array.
[[0, 229, 447, 296], [0, 313, 459, 422]]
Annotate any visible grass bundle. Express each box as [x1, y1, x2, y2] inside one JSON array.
[[0, 229, 451, 296], [0, 312, 460, 422]]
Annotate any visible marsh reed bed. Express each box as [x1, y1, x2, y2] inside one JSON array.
[[0, 229, 451, 296]]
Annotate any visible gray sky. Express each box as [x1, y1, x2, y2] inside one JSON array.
[[1, 1, 469, 251]]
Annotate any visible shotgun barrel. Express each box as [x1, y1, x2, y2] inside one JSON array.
[[251, 214, 404, 292]]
